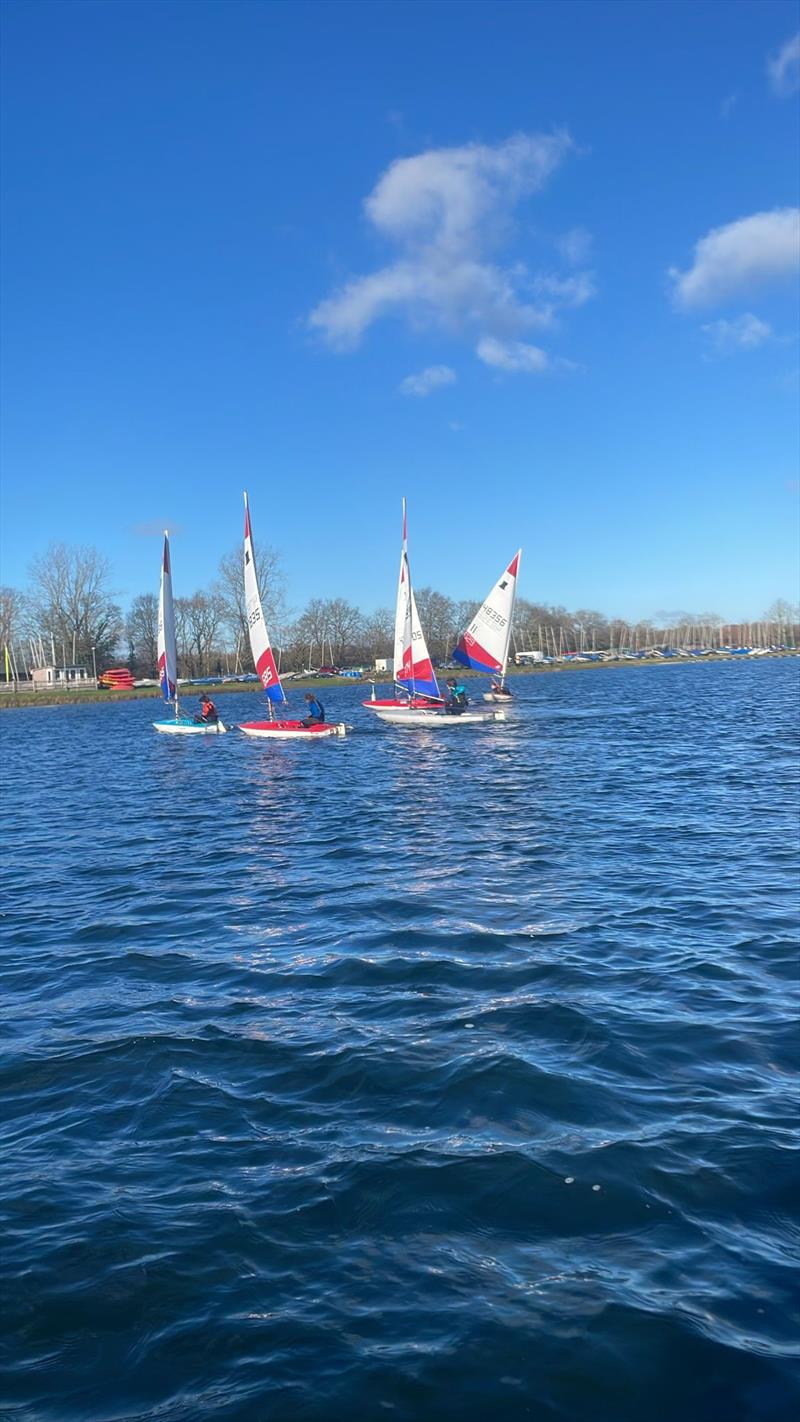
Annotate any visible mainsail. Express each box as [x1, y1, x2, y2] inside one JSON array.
[[243, 491, 285, 703], [157, 531, 178, 709], [394, 499, 440, 700], [453, 551, 521, 678]]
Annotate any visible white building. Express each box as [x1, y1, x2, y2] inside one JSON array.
[[32, 665, 92, 687]]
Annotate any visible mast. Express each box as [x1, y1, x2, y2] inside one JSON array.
[[499, 551, 521, 686], [158, 530, 179, 719]]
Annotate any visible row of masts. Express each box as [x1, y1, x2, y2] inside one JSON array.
[[3, 635, 100, 683], [513, 620, 798, 659]]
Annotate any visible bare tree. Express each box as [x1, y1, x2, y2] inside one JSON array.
[[324, 598, 363, 664], [414, 587, 457, 662], [184, 593, 225, 676], [126, 593, 159, 676], [288, 598, 332, 668], [217, 543, 285, 661], [27, 544, 122, 667], [0, 587, 25, 651], [360, 607, 394, 662]]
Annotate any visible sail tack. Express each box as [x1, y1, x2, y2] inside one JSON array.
[[454, 551, 521, 676], [243, 492, 285, 703], [157, 532, 178, 704]]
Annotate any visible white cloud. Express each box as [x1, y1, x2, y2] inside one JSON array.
[[476, 337, 549, 373], [768, 31, 800, 96], [531, 270, 596, 306], [558, 226, 593, 265], [309, 132, 591, 369], [720, 92, 739, 119], [702, 313, 772, 353], [398, 364, 456, 397], [669, 208, 800, 309]]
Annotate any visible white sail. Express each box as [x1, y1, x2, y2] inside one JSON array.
[[157, 532, 178, 709], [454, 551, 521, 679], [243, 491, 284, 703], [393, 500, 440, 699]]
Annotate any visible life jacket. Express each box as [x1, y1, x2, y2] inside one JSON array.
[[451, 684, 467, 705], [309, 699, 325, 721], [202, 700, 218, 720]]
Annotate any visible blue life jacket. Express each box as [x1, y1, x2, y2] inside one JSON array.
[[308, 698, 325, 721]]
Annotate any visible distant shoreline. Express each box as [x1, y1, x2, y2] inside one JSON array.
[[0, 652, 796, 710]]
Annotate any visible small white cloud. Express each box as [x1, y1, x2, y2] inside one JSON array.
[[398, 364, 457, 397], [768, 31, 800, 96], [702, 313, 772, 353], [720, 92, 739, 119], [532, 270, 596, 306], [476, 337, 549, 373], [558, 226, 593, 265], [669, 208, 800, 309], [308, 131, 590, 363]]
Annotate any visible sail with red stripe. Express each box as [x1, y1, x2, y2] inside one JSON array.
[[243, 491, 285, 703], [394, 499, 440, 700], [157, 531, 178, 704], [453, 550, 522, 677]]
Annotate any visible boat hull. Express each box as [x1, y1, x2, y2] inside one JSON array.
[[482, 691, 514, 703], [153, 718, 227, 735], [363, 699, 505, 727], [239, 719, 346, 740]]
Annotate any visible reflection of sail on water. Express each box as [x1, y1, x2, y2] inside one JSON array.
[[394, 498, 440, 700], [157, 532, 178, 716], [454, 551, 521, 682], [243, 491, 285, 704]]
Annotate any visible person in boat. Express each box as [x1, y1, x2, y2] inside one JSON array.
[[444, 677, 468, 714], [195, 693, 219, 724], [490, 679, 513, 698], [301, 692, 325, 727]]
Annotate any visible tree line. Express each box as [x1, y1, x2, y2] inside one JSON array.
[[1, 543, 798, 681]]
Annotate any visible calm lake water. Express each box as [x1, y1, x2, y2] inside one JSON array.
[[2, 660, 799, 1422]]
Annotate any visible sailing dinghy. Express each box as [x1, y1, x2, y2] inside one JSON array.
[[153, 532, 227, 735], [363, 501, 504, 727], [453, 551, 521, 702], [238, 493, 346, 740]]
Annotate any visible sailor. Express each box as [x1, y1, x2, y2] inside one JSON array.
[[196, 693, 219, 723], [445, 677, 468, 714], [490, 679, 513, 698], [301, 692, 326, 727]]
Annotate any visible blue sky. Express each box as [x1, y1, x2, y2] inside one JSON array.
[[1, 0, 798, 623]]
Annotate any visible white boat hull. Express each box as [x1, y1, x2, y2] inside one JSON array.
[[364, 701, 505, 727], [153, 718, 227, 735], [239, 720, 347, 740], [482, 691, 514, 703]]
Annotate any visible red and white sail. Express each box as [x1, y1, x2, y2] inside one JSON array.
[[454, 550, 521, 678], [243, 491, 285, 703], [157, 531, 178, 705], [393, 499, 440, 699]]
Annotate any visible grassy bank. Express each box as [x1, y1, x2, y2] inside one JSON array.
[[1, 653, 795, 710]]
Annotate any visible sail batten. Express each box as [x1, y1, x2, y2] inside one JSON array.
[[243, 491, 285, 703], [157, 532, 178, 709], [453, 550, 522, 678]]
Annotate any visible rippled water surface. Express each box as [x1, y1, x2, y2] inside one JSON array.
[[2, 660, 799, 1422]]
